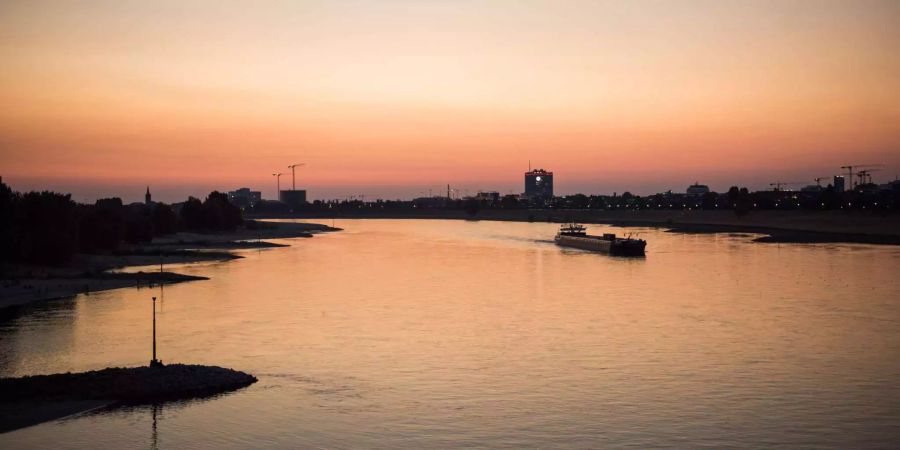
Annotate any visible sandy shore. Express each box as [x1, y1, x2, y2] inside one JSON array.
[[0, 220, 338, 310], [152, 220, 339, 245], [252, 210, 900, 245], [0, 271, 209, 310]]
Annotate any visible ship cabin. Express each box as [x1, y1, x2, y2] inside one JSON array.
[[557, 223, 622, 241], [558, 223, 587, 237]]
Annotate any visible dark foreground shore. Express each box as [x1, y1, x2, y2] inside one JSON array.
[[0, 364, 257, 433], [0, 221, 339, 309], [251, 209, 900, 245]]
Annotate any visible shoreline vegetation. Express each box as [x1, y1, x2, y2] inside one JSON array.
[[0, 184, 335, 435], [0, 364, 257, 433], [250, 209, 900, 245], [0, 220, 339, 310]]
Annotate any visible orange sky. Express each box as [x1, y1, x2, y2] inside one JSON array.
[[1, 0, 899, 202]]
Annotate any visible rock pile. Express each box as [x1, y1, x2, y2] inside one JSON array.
[[0, 364, 257, 403]]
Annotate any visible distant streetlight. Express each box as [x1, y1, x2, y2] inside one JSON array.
[[272, 173, 283, 201]]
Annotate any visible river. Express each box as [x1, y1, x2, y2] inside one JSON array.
[[1, 219, 898, 449]]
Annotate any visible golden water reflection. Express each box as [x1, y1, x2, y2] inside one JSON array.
[[1, 220, 898, 448]]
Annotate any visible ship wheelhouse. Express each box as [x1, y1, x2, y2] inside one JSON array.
[[557, 223, 587, 237]]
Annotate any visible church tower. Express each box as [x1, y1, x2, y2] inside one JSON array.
[[145, 186, 152, 205]]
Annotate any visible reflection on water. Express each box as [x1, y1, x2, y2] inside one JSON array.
[[0, 296, 79, 375], [151, 403, 158, 450], [1, 219, 899, 449]]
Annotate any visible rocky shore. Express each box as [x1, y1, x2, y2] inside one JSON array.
[[0, 364, 257, 433]]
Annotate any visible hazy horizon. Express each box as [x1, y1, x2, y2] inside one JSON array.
[[2, 0, 899, 203], [5, 168, 900, 205]]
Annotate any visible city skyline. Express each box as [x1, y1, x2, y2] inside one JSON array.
[[2, 1, 899, 202], [3, 163, 893, 205]]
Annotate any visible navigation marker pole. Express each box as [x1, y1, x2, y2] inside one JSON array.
[[151, 296, 163, 367]]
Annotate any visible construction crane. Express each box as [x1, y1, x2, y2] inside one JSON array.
[[272, 172, 283, 200], [814, 176, 834, 187], [840, 164, 884, 189], [856, 168, 881, 186], [770, 181, 805, 191], [287, 163, 305, 190]]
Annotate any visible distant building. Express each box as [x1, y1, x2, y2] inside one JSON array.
[[412, 196, 449, 208], [686, 182, 710, 197], [524, 169, 553, 203], [887, 179, 900, 193], [227, 188, 262, 210], [279, 190, 307, 209], [475, 191, 500, 205], [145, 186, 152, 205], [833, 176, 845, 193]]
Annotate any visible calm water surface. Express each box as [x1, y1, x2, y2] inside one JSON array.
[[1, 219, 899, 449]]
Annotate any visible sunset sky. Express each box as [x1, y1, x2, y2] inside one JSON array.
[[1, 0, 899, 202]]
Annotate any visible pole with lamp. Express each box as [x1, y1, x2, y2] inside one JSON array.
[[150, 296, 163, 367]]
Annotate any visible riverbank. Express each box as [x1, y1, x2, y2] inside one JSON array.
[[0, 271, 209, 309], [0, 220, 339, 310], [0, 364, 257, 433], [250, 210, 900, 245], [151, 220, 340, 246]]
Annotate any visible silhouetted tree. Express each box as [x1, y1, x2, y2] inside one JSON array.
[[79, 197, 125, 251], [14, 191, 78, 265], [569, 194, 589, 209], [464, 198, 480, 216], [701, 192, 719, 210], [814, 186, 834, 210], [123, 204, 153, 243], [179, 197, 203, 231], [152, 203, 178, 236], [500, 195, 520, 209], [0, 182, 17, 261], [734, 187, 752, 217], [727, 186, 740, 207], [201, 191, 242, 231], [589, 196, 608, 209], [251, 200, 290, 214]]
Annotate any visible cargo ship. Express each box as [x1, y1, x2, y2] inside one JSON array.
[[554, 223, 646, 256]]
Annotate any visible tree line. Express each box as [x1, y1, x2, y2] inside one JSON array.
[[0, 183, 242, 265]]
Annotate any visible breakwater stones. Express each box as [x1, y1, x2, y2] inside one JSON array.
[[0, 364, 257, 404]]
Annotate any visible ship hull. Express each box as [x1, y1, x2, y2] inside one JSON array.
[[554, 235, 646, 256]]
